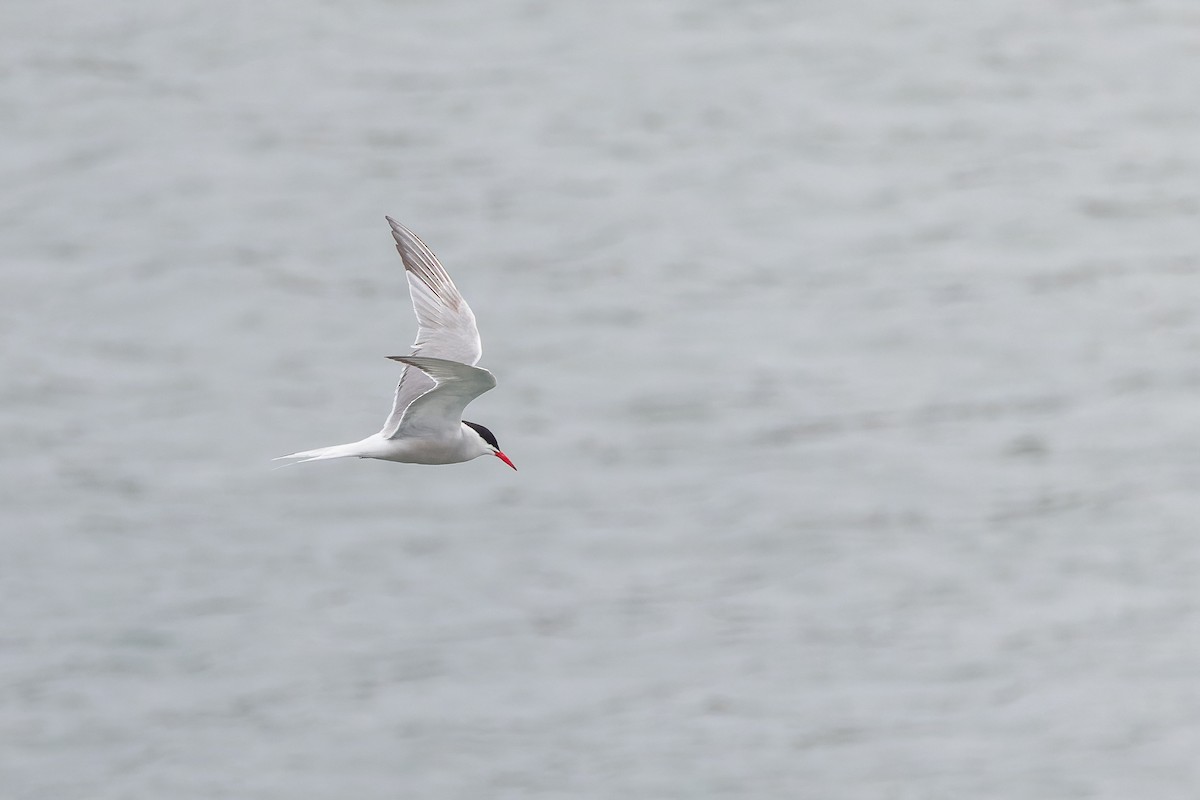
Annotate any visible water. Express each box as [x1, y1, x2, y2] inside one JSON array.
[[4, 1, 1200, 797]]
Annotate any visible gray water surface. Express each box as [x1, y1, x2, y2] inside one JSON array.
[[4, 1, 1200, 797]]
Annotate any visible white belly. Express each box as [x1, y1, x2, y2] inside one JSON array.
[[360, 432, 474, 465]]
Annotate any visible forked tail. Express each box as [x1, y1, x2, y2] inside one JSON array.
[[272, 442, 364, 467]]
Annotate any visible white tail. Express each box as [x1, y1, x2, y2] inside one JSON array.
[[272, 441, 364, 466]]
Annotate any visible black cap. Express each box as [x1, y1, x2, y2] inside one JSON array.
[[463, 420, 499, 449]]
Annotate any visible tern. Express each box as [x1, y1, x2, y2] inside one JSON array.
[[274, 217, 515, 470]]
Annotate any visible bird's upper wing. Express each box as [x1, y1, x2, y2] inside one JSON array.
[[380, 217, 483, 438], [385, 356, 497, 440]]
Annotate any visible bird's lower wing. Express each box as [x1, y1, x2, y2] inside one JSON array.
[[385, 356, 497, 440]]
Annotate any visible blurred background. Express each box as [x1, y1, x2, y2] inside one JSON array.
[[4, 0, 1200, 797]]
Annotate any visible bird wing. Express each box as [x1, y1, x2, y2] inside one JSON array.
[[385, 356, 497, 440], [380, 217, 483, 438]]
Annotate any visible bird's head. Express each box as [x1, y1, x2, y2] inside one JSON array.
[[463, 421, 516, 470]]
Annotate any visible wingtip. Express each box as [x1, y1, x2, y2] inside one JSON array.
[[387, 355, 424, 370], [385, 216, 405, 243], [386, 216, 413, 240], [386, 217, 417, 258]]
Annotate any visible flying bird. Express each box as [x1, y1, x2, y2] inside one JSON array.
[[275, 217, 515, 470]]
